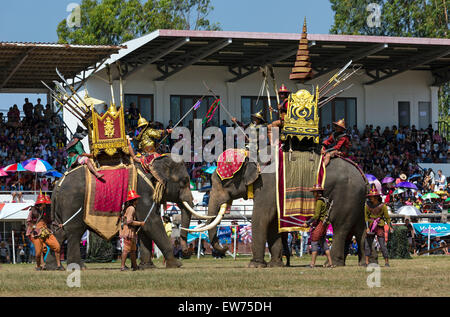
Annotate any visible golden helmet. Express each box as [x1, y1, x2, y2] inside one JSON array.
[[333, 118, 346, 129], [137, 114, 149, 128], [251, 111, 266, 123]]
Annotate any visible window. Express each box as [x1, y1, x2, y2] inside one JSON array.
[[124, 94, 154, 121], [398, 101, 410, 128], [241, 96, 278, 123], [170, 95, 219, 127], [418, 102, 431, 130], [319, 97, 357, 129]]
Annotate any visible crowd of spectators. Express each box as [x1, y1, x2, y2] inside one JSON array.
[[0, 98, 67, 192]]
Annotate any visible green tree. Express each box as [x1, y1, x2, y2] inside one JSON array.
[[329, 0, 449, 122], [57, 0, 220, 45], [330, 0, 449, 38]]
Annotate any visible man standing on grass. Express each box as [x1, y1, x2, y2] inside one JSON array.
[[364, 188, 394, 267], [307, 184, 334, 268], [119, 189, 145, 271]]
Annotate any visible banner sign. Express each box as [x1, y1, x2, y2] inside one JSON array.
[[413, 223, 450, 237]]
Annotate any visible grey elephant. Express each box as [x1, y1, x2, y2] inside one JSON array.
[[45, 155, 202, 269], [196, 156, 367, 267]]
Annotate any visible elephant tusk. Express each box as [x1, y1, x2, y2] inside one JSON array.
[[181, 203, 227, 232], [182, 201, 215, 219]]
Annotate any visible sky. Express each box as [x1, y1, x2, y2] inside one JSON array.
[[0, 0, 335, 110]]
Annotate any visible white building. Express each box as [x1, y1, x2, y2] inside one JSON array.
[[68, 29, 449, 138]]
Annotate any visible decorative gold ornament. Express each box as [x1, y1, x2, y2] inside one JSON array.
[[281, 87, 320, 143], [104, 117, 115, 138]]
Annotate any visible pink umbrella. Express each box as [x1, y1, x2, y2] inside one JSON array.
[[0, 168, 8, 176]]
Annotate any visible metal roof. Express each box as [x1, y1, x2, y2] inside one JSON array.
[[0, 42, 123, 91], [112, 29, 450, 85]]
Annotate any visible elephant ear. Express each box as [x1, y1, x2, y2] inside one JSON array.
[[243, 160, 260, 186], [149, 156, 170, 185]]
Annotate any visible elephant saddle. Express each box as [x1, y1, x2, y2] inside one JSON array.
[[216, 148, 247, 180], [83, 164, 137, 240], [276, 148, 326, 233]]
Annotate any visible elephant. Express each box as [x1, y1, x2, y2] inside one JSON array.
[[45, 155, 200, 269], [199, 154, 367, 267]]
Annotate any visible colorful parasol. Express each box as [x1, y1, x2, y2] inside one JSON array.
[[45, 170, 63, 178], [0, 168, 8, 176], [3, 163, 27, 172], [393, 188, 405, 195], [365, 174, 377, 182], [22, 158, 54, 173], [422, 192, 440, 200], [395, 182, 418, 190], [382, 177, 395, 184]]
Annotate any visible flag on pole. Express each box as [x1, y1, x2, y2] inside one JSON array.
[[193, 99, 202, 110], [202, 99, 220, 124]]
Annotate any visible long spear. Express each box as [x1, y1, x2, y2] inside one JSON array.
[[41, 81, 84, 121], [56, 67, 90, 111], [321, 65, 362, 98], [52, 80, 88, 115], [318, 60, 352, 94], [202, 81, 248, 139], [260, 66, 273, 121], [318, 84, 354, 108]]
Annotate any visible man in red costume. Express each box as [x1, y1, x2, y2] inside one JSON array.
[[321, 119, 351, 166]]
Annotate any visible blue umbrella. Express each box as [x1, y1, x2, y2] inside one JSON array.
[[365, 174, 377, 182], [408, 174, 422, 180], [204, 166, 217, 174], [45, 170, 63, 178], [395, 182, 418, 190]]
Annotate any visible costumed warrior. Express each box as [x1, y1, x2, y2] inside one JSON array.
[[128, 115, 173, 163], [231, 111, 267, 153], [65, 125, 104, 179], [26, 191, 64, 271], [364, 188, 394, 267], [277, 84, 291, 115], [306, 184, 334, 268], [119, 189, 145, 271], [321, 119, 351, 167]]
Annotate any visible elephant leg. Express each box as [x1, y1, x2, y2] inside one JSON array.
[[266, 217, 284, 268], [66, 227, 87, 269], [248, 203, 271, 268], [356, 229, 366, 266], [145, 210, 181, 268], [330, 227, 352, 266], [138, 234, 156, 269]]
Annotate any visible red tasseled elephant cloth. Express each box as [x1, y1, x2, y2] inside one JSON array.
[[93, 168, 129, 213]]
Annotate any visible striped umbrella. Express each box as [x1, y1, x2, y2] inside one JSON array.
[[22, 158, 54, 173], [3, 163, 27, 172]]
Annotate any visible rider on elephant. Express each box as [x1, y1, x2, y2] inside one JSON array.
[[129, 115, 172, 163], [26, 192, 64, 271], [307, 184, 334, 268], [364, 188, 394, 267], [65, 125, 104, 179], [321, 119, 351, 166], [119, 189, 145, 271], [232, 111, 267, 154]]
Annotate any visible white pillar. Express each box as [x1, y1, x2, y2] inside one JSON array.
[[154, 81, 166, 124], [430, 86, 439, 130], [12, 230, 15, 264], [362, 85, 369, 132]]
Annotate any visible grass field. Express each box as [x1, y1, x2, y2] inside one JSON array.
[[0, 255, 449, 297]]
